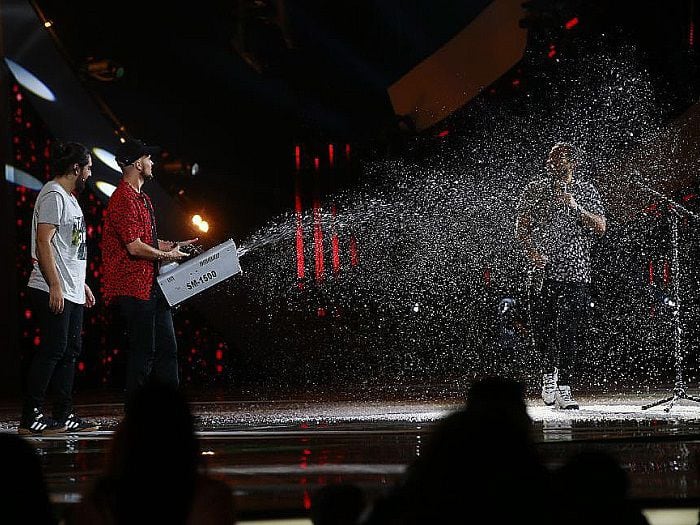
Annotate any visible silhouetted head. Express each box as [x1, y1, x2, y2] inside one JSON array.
[[0, 434, 56, 524], [311, 484, 366, 525], [101, 383, 200, 525]]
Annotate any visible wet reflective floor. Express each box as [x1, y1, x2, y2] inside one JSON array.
[[2, 389, 700, 519]]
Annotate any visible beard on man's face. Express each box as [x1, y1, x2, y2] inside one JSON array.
[[75, 175, 87, 194]]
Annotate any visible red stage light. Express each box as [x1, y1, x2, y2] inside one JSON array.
[[295, 181, 305, 279], [78, 362, 85, 372], [216, 349, 223, 360], [349, 235, 359, 267], [565, 17, 579, 30], [328, 144, 334, 167], [294, 145, 301, 171], [690, 20, 695, 48], [437, 129, 449, 137], [313, 198, 324, 282]]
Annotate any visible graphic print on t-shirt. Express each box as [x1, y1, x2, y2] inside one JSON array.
[[72, 216, 87, 260]]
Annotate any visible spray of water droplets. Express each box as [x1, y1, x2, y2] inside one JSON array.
[[204, 47, 699, 395]]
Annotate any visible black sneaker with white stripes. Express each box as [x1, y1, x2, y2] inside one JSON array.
[[18, 408, 66, 435], [61, 413, 99, 433]]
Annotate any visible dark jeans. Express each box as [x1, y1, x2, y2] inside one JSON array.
[[24, 288, 83, 421], [529, 279, 589, 386], [115, 286, 178, 404]]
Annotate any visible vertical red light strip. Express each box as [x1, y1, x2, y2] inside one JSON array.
[[294, 177, 305, 281], [648, 260, 654, 284], [349, 235, 359, 267], [313, 198, 325, 282], [295, 145, 301, 171], [345, 143, 351, 160], [690, 1, 696, 48], [690, 20, 695, 48], [331, 204, 340, 275], [328, 144, 334, 168], [312, 151, 324, 282], [483, 267, 491, 287]]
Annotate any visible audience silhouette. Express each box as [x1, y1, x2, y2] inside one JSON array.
[[553, 450, 649, 525], [0, 433, 57, 524], [363, 377, 551, 524], [311, 483, 366, 525], [68, 383, 235, 524]]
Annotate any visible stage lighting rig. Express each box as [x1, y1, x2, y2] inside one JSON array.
[[82, 57, 125, 82]]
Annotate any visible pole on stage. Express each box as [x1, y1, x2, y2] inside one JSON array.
[[633, 178, 700, 412]]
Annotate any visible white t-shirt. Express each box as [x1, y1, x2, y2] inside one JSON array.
[[27, 180, 87, 304]]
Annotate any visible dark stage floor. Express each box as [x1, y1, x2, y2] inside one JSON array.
[[2, 388, 700, 522]]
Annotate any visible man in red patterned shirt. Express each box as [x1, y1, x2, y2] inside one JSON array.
[[102, 138, 196, 405]]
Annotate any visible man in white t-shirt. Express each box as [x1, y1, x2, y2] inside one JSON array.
[[20, 142, 99, 434]]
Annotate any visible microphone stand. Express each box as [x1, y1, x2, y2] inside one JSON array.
[[633, 181, 700, 411]]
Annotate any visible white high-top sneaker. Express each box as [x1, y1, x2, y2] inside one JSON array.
[[554, 385, 579, 410], [541, 368, 558, 406]]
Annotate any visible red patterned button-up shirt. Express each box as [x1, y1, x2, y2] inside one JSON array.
[[101, 179, 158, 304]]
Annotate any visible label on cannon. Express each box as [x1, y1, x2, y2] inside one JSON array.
[[157, 239, 241, 306]]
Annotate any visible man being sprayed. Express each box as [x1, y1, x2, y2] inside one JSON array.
[[515, 143, 606, 409]]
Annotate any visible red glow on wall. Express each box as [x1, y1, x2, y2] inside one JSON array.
[[648, 260, 654, 284], [437, 129, 449, 137], [24, 309, 32, 320], [345, 143, 351, 160], [548, 44, 557, 58], [313, 198, 325, 282], [328, 144, 334, 167], [216, 364, 223, 374], [78, 362, 85, 372], [33, 336, 41, 347], [565, 17, 579, 29], [303, 490, 312, 510], [295, 180, 305, 279], [349, 235, 359, 267], [314, 157, 320, 171], [295, 145, 301, 171], [215, 349, 223, 360], [512, 78, 521, 87], [317, 307, 326, 317]]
